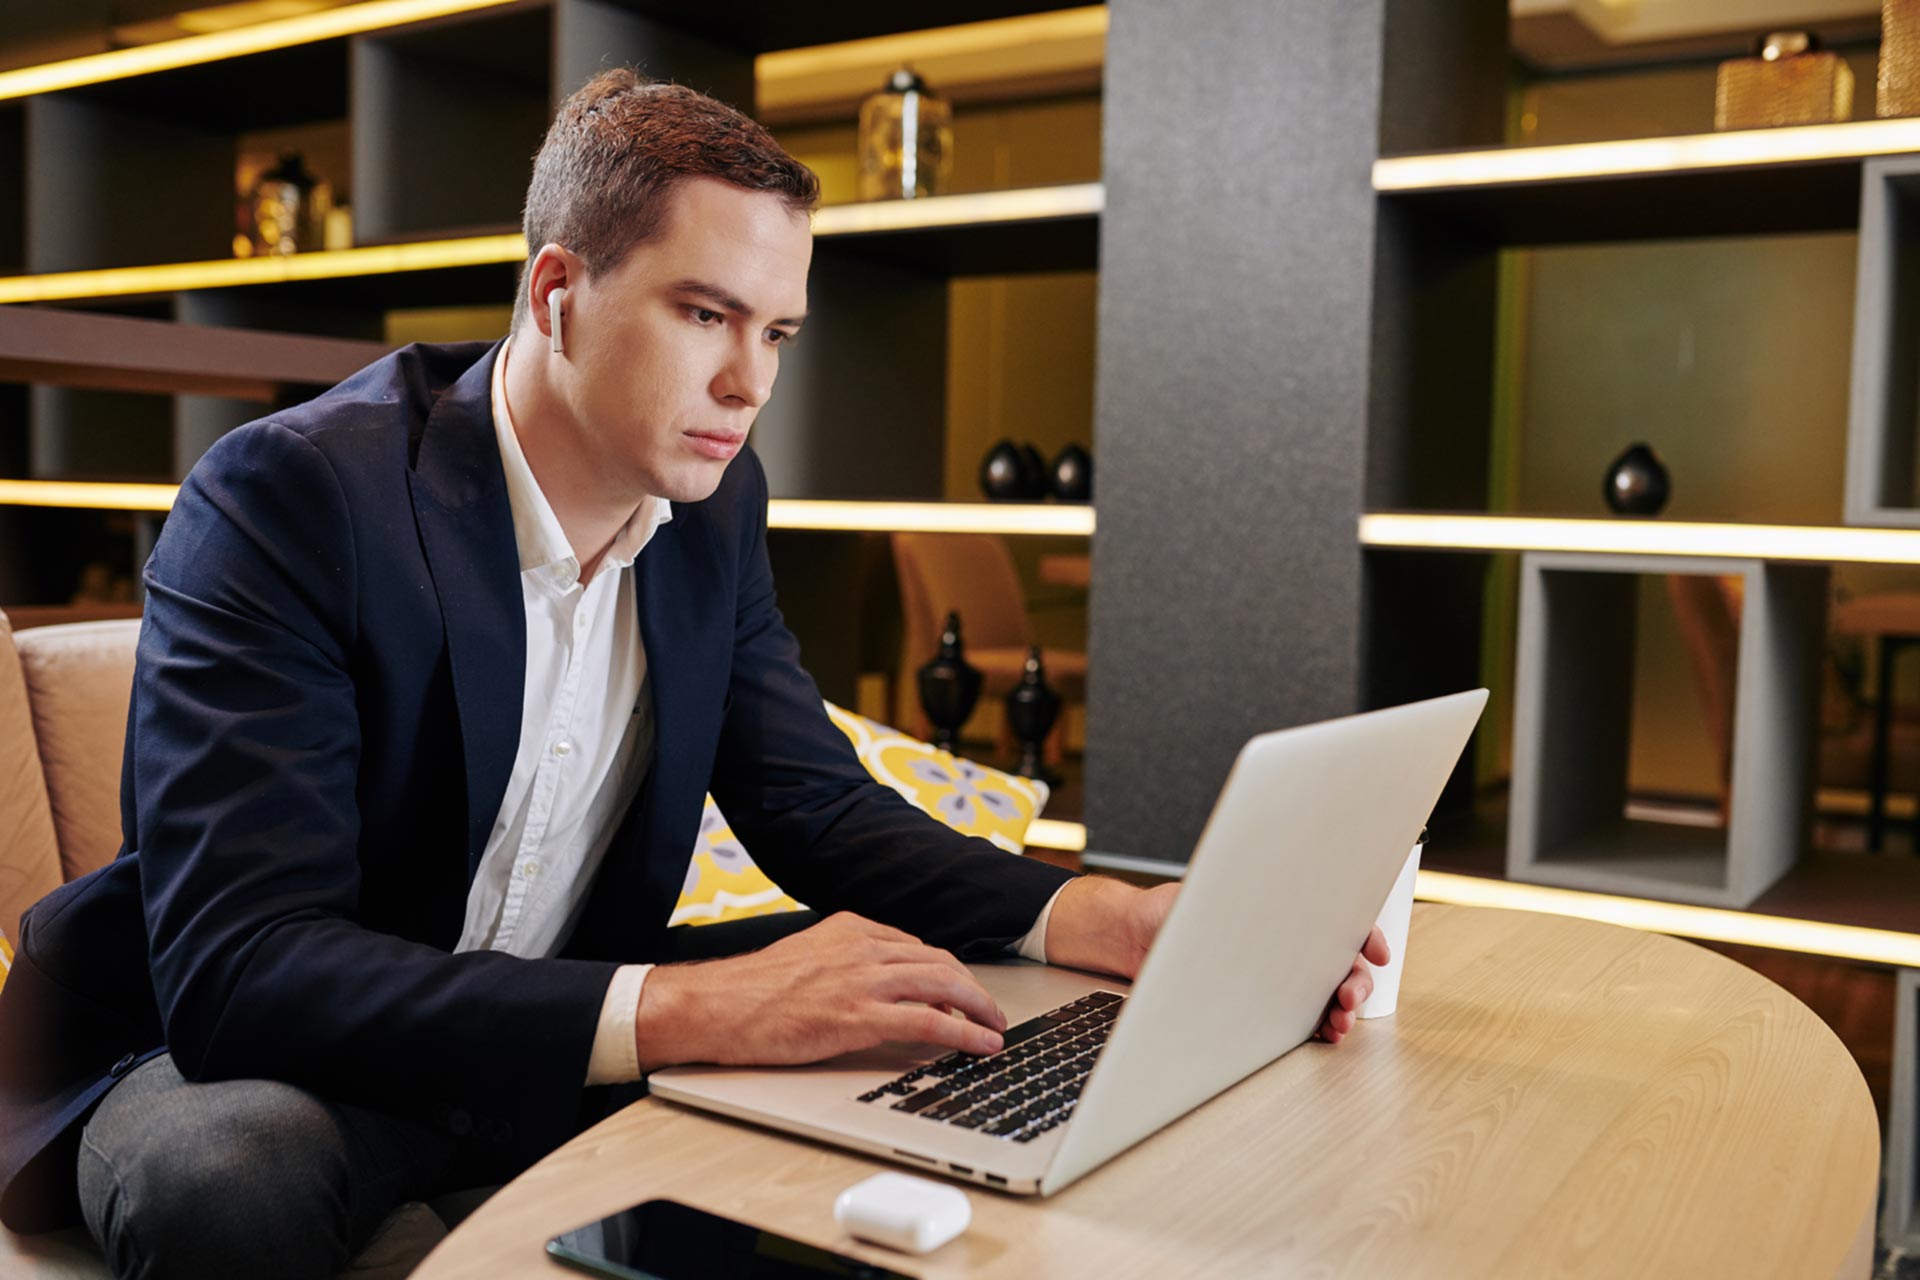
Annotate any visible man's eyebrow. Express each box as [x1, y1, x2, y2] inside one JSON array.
[[672, 279, 806, 328]]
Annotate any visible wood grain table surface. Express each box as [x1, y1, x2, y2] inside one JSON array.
[[415, 903, 1880, 1279]]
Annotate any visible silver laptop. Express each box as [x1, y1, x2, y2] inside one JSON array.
[[650, 689, 1488, 1196]]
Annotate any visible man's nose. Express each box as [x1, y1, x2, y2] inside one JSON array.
[[716, 339, 776, 409]]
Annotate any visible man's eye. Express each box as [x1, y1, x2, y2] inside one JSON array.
[[690, 307, 721, 325], [767, 330, 795, 346]]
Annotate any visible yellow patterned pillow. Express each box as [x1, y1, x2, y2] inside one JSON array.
[[0, 928, 11, 995], [671, 702, 1050, 927]]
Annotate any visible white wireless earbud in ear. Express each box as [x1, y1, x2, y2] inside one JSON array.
[[548, 287, 566, 355]]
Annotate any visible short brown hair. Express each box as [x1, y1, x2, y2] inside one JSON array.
[[512, 71, 819, 329]]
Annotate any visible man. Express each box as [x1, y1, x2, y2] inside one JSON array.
[[0, 72, 1386, 1277]]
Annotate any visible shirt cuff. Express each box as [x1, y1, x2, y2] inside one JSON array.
[[1011, 883, 1069, 964], [586, 963, 654, 1085]]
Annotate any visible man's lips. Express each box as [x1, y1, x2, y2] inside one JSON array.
[[685, 430, 745, 460]]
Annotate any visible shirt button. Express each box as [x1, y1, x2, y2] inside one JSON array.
[[519, 860, 538, 879], [553, 739, 572, 757]]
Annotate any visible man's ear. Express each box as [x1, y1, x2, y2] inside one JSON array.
[[525, 244, 577, 350]]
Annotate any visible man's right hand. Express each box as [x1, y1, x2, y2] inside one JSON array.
[[631, 912, 1008, 1072]]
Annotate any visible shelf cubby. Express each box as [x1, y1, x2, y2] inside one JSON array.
[[1509, 551, 1826, 909], [351, 5, 553, 245], [1847, 154, 1920, 528], [0, 104, 20, 276]]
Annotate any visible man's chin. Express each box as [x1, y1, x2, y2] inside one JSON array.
[[655, 459, 733, 505]]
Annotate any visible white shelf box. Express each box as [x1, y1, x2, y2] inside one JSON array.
[[1508, 551, 1826, 909]]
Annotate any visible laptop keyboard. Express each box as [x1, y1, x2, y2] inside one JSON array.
[[855, 990, 1125, 1143]]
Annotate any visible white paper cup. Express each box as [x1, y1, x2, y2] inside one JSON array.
[[1355, 841, 1422, 1019]]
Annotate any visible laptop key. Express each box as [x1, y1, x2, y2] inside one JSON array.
[[891, 1088, 947, 1115], [950, 1112, 988, 1130], [924, 1098, 972, 1122]]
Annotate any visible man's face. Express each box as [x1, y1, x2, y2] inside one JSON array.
[[557, 176, 812, 504]]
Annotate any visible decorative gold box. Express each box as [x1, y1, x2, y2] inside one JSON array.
[[1715, 31, 1853, 130], [1883, 0, 1920, 117]]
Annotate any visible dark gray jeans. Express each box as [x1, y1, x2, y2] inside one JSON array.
[[77, 1053, 458, 1280], [75, 912, 822, 1280]]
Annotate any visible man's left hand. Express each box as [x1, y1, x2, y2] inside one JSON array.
[[1043, 876, 1390, 1046]]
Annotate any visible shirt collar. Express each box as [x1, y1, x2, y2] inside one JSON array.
[[490, 336, 672, 585]]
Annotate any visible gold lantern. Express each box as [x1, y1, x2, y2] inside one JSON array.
[[1714, 31, 1853, 130], [1882, 0, 1920, 117]]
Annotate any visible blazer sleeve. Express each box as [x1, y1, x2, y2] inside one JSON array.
[[132, 421, 616, 1175], [706, 453, 1077, 958]]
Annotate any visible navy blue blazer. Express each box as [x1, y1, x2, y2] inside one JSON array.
[[0, 340, 1076, 1233]]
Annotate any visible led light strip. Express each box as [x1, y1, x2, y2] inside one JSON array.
[[0, 480, 177, 511], [1359, 512, 1920, 566], [0, 0, 524, 102], [1076, 852, 1920, 964], [768, 499, 1094, 536], [1026, 819, 1086, 852], [0, 186, 1099, 304], [0, 235, 527, 305], [811, 183, 1103, 235], [1373, 117, 1920, 192], [0, 484, 1098, 538], [1415, 869, 1920, 968]]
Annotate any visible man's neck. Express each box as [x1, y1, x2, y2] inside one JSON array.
[[500, 332, 638, 586]]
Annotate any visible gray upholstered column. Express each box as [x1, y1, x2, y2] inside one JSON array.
[[1084, 0, 1503, 866]]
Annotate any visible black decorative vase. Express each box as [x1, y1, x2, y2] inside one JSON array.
[[1049, 443, 1092, 502], [1004, 645, 1062, 784], [1603, 443, 1670, 516], [1018, 443, 1048, 496], [980, 439, 1045, 501], [917, 611, 982, 752]]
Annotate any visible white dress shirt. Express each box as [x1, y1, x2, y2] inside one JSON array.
[[458, 338, 1060, 1086]]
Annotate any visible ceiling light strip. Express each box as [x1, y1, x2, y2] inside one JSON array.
[[1373, 117, 1920, 192], [1359, 512, 1920, 565], [767, 499, 1094, 536], [0, 0, 523, 102], [0, 234, 527, 304], [1416, 869, 1920, 967]]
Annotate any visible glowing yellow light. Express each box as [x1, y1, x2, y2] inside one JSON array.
[[1026, 819, 1086, 852], [0, 235, 526, 304], [0, 485, 1098, 539], [1373, 118, 1920, 191], [760, 7, 1106, 82], [1359, 512, 1920, 565], [768, 500, 1094, 537], [0, 480, 177, 512], [813, 184, 1103, 236], [0, 0, 523, 103], [1416, 869, 1920, 967], [0, 184, 1094, 304]]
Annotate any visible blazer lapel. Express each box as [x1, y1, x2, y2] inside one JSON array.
[[407, 340, 526, 878], [633, 525, 700, 922]]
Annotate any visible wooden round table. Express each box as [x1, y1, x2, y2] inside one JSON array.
[[415, 904, 1880, 1279]]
